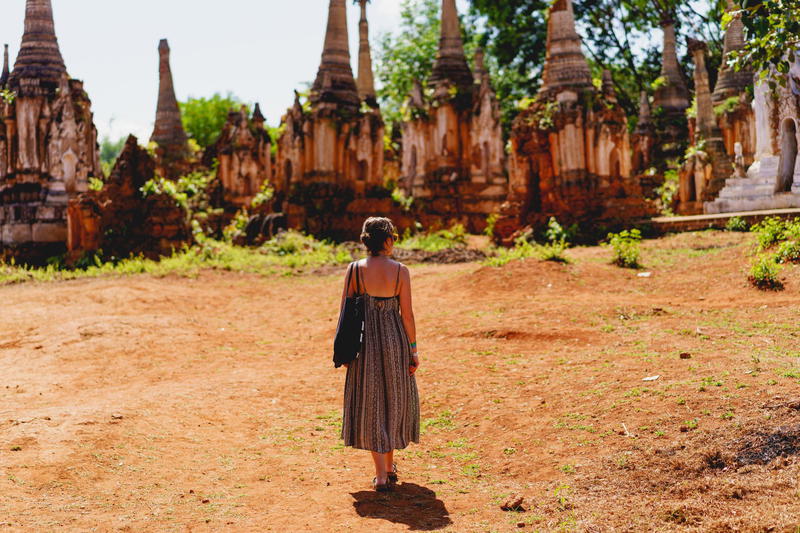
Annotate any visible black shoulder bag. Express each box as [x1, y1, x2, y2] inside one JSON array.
[[333, 262, 365, 368]]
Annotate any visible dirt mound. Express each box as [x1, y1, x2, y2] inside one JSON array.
[[392, 247, 487, 264]]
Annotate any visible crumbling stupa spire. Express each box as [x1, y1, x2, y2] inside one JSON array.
[[150, 39, 189, 154], [0, 45, 9, 87], [9, 0, 67, 88], [712, 0, 753, 103], [635, 91, 653, 133], [539, 0, 593, 96], [311, 0, 360, 109], [252, 102, 265, 126], [429, 0, 473, 90], [688, 39, 718, 139], [356, 0, 377, 106], [653, 20, 690, 114]]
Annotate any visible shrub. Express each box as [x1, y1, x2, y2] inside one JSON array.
[[748, 255, 784, 290], [607, 229, 642, 268], [775, 239, 800, 263], [725, 216, 749, 232], [544, 217, 577, 244], [535, 241, 569, 263], [751, 217, 790, 250], [484, 213, 499, 238]]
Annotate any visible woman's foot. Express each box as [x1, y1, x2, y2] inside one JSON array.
[[373, 477, 391, 492], [388, 463, 398, 485]]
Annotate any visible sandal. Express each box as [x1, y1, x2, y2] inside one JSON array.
[[388, 463, 398, 485], [373, 477, 391, 492]]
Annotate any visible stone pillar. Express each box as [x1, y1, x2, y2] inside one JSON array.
[[150, 39, 189, 159], [0, 44, 9, 87], [688, 39, 717, 139], [356, 0, 377, 106]]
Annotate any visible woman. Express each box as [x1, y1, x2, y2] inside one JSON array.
[[340, 217, 420, 492]]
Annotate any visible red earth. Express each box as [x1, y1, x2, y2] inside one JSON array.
[[1, 230, 799, 531]]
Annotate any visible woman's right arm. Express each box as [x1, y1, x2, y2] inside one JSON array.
[[398, 265, 419, 375]]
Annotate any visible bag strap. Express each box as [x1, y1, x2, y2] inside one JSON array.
[[394, 264, 402, 296], [354, 260, 362, 296], [345, 262, 355, 296]]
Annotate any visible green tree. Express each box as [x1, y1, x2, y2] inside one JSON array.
[[374, 0, 442, 128], [99, 135, 126, 176], [468, 0, 724, 118], [179, 93, 248, 149], [730, 0, 800, 84]]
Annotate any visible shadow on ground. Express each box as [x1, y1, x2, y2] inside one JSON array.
[[350, 482, 451, 530]]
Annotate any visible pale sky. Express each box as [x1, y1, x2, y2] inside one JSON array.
[[0, 0, 468, 142]]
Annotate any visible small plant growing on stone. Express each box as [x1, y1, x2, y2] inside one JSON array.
[[748, 254, 783, 290], [725, 216, 749, 232], [484, 213, 499, 239], [606, 229, 642, 268]]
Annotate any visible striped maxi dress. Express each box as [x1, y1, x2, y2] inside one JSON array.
[[341, 263, 420, 453]]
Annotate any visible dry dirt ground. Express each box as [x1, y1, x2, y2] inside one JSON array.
[[1, 231, 800, 532]]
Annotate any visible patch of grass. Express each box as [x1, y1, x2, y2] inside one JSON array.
[[396, 224, 467, 252], [0, 232, 352, 285], [421, 410, 456, 433], [559, 464, 576, 474]]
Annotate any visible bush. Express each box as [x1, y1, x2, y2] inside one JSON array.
[[544, 217, 578, 244], [535, 241, 569, 263], [748, 255, 784, 290], [607, 229, 642, 268], [775, 239, 800, 263], [751, 217, 790, 250], [725, 216, 749, 232], [484, 213, 499, 239]]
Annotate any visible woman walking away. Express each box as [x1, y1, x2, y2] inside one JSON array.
[[340, 217, 420, 492]]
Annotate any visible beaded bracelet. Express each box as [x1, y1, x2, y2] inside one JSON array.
[[410, 341, 417, 349]]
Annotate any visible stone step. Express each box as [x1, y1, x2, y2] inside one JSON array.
[[719, 185, 776, 199], [705, 193, 800, 214]]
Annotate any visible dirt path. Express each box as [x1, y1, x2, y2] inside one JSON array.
[[1, 231, 799, 532]]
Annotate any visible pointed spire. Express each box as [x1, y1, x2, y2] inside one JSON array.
[[653, 20, 690, 113], [0, 45, 9, 88], [356, 0, 377, 106], [9, 0, 67, 88], [429, 0, 473, 90], [636, 91, 653, 133], [601, 70, 617, 102], [713, 0, 753, 103], [150, 39, 189, 155], [688, 39, 718, 139], [252, 102, 265, 125], [473, 48, 488, 82], [311, 0, 360, 110], [539, 0, 592, 96]]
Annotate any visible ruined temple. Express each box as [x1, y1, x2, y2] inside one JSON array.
[[275, 0, 385, 238], [67, 135, 190, 259], [677, 39, 732, 214], [150, 39, 191, 179], [502, 0, 651, 236], [0, 0, 101, 262], [714, 0, 756, 168], [204, 103, 272, 208], [653, 20, 691, 160], [399, 0, 506, 232], [705, 55, 800, 213]]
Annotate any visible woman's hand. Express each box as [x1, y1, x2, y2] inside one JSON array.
[[409, 354, 420, 376]]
